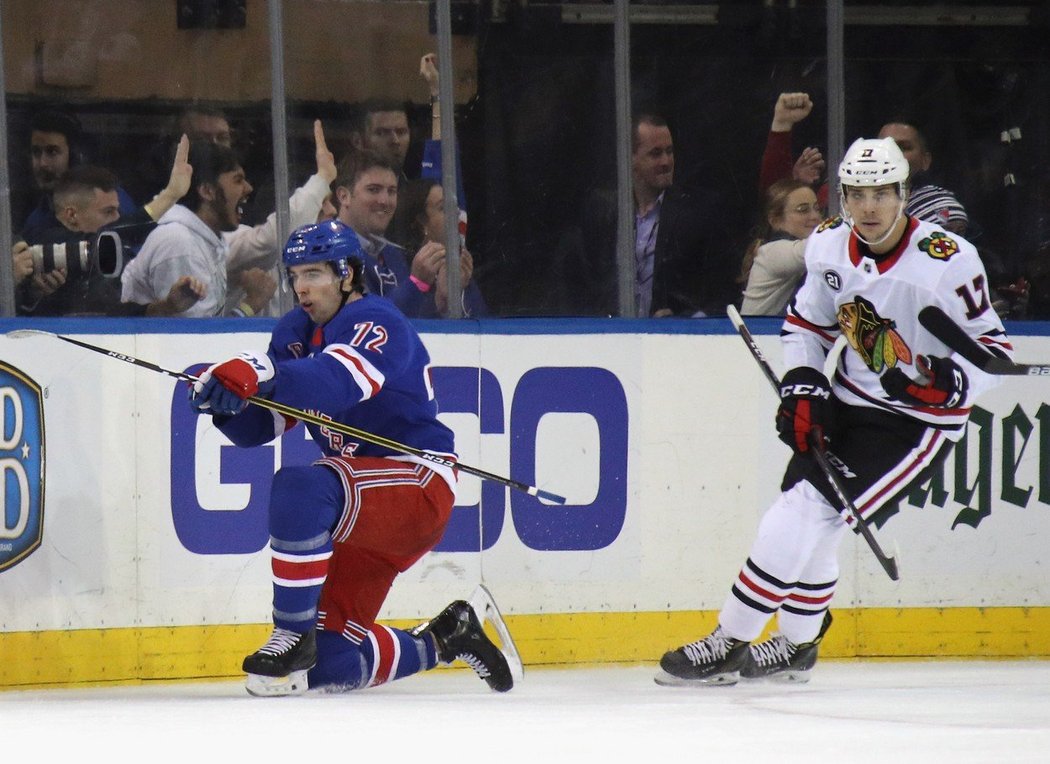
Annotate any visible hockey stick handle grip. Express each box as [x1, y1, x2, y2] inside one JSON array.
[[918, 306, 1032, 376], [918, 306, 996, 370]]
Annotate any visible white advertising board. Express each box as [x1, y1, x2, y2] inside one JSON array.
[[1, 320, 1047, 634]]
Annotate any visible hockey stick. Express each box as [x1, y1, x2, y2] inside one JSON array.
[[918, 305, 1041, 375], [6, 329, 567, 504], [726, 306, 900, 581]]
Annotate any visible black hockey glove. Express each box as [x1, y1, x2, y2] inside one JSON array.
[[881, 355, 968, 409], [776, 367, 833, 454]]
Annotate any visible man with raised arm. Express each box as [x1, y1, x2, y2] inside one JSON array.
[[188, 220, 517, 696], [657, 137, 1010, 686], [120, 140, 274, 317]]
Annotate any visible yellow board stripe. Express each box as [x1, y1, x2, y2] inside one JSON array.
[[3, 608, 1049, 689]]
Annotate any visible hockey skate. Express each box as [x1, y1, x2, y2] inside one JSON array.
[[654, 625, 750, 687], [740, 611, 833, 683], [410, 584, 522, 692], [243, 626, 317, 697]]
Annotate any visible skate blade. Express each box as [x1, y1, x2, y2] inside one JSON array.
[[768, 670, 812, 684], [739, 670, 812, 684], [653, 669, 740, 687], [469, 583, 524, 684], [245, 669, 309, 697]]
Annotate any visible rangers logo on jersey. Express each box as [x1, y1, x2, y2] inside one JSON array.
[[836, 296, 913, 373], [816, 216, 844, 233], [918, 231, 959, 261]]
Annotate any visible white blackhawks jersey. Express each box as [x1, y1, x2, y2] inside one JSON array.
[[783, 215, 1012, 438]]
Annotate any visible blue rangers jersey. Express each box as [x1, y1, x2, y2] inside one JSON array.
[[783, 215, 1012, 439], [214, 293, 457, 490]]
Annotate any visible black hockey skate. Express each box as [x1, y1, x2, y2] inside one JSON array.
[[740, 611, 833, 683], [243, 627, 317, 697], [410, 599, 515, 692], [654, 626, 750, 687]]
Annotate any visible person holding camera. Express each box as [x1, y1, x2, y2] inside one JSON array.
[[22, 109, 140, 245], [16, 135, 205, 317]]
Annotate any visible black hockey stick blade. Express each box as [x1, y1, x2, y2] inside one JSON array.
[[7, 329, 567, 504], [918, 306, 1045, 376], [726, 305, 901, 581]]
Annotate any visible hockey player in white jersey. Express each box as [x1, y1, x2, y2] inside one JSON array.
[[656, 137, 1012, 686]]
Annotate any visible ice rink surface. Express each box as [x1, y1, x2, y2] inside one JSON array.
[[4, 661, 1048, 762]]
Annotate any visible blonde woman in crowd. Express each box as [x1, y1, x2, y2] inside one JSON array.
[[739, 179, 824, 315]]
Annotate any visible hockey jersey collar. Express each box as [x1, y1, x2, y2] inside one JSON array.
[[847, 216, 919, 274]]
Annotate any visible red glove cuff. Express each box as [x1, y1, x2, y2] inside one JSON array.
[[212, 358, 259, 399]]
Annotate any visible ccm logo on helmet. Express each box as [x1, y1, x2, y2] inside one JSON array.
[[780, 383, 831, 399]]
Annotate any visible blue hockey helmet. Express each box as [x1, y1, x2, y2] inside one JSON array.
[[282, 220, 364, 286]]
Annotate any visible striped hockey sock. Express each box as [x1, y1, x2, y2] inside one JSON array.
[[308, 624, 439, 690], [270, 534, 333, 632]]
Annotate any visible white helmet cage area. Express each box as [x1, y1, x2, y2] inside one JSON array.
[[837, 137, 909, 246]]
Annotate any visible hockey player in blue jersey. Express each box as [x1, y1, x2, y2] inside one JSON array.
[[188, 219, 515, 696]]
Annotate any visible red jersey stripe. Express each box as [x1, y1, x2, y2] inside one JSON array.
[[329, 347, 382, 398]]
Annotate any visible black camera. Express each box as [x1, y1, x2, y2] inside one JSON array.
[[28, 221, 156, 279]]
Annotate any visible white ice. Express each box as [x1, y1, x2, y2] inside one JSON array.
[[4, 662, 1048, 762]]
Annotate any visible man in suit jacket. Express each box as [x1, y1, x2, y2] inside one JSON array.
[[574, 112, 737, 317]]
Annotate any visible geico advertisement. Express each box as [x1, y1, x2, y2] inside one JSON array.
[[0, 327, 1048, 633], [172, 363, 629, 556]]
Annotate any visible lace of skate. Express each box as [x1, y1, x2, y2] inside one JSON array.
[[457, 651, 492, 679], [257, 627, 301, 656], [682, 628, 730, 666], [749, 634, 795, 668]]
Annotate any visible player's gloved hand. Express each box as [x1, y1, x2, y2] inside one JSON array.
[[189, 351, 276, 416], [776, 366, 833, 454], [881, 355, 968, 408]]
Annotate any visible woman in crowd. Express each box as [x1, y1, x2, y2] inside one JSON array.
[[739, 179, 824, 315], [395, 177, 487, 318]]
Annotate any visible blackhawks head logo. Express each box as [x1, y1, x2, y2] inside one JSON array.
[[837, 297, 913, 373], [816, 215, 844, 233], [918, 231, 959, 261]]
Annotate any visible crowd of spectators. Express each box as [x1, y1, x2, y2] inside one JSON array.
[[5, 74, 1041, 321], [7, 53, 484, 321]]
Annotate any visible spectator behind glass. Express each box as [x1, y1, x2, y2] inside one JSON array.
[[739, 179, 824, 316], [394, 178, 487, 317], [121, 141, 273, 317], [758, 96, 967, 237], [179, 105, 233, 148], [758, 92, 826, 202], [334, 150, 481, 318], [223, 120, 339, 317], [877, 121, 969, 236], [16, 143, 204, 317], [575, 111, 737, 317], [136, 104, 235, 205], [349, 99, 412, 181], [23, 109, 138, 243]]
